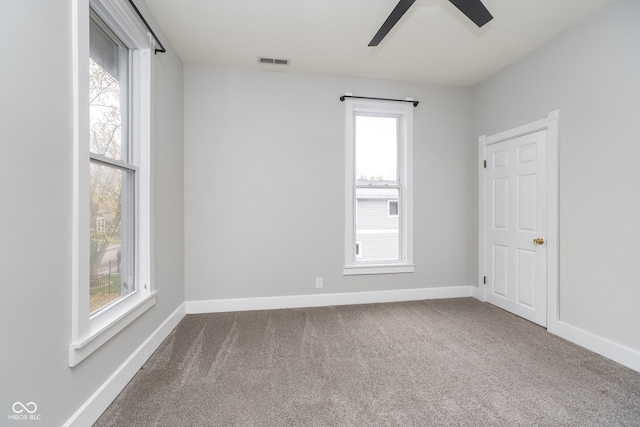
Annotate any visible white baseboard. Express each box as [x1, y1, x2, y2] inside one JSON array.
[[548, 320, 640, 373], [63, 302, 187, 427], [471, 285, 483, 300], [186, 285, 474, 314]]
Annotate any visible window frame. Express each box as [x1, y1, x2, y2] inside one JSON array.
[[343, 99, 414, 276], [70, 0, 156, 367]]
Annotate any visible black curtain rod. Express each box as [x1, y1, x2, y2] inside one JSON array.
[[126, 0, 166, 54], [339, 95, 419, 107]]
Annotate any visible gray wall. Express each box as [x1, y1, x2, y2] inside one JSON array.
[[0, 1, 184, 425], [473, 0, 640, 351], [184, 67, 475, 300]]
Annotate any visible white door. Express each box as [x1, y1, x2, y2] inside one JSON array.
[[485, 130, 547, 326]]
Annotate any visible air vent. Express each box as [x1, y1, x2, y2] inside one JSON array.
[[258, 57, 289, 66]]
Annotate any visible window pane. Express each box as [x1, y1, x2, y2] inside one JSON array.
[[89, 17, 129, 161], [90, 162, 135, 314], [355, 115, 397, 182], [355, 188, 399, 261]]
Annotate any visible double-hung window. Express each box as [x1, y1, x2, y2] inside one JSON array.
[[89, 11, 135, 315], [344, 99, 414, 275], [70, 0, 155, 366]]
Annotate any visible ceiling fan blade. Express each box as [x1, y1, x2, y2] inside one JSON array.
[[368, 0, 417, 47], [449, 0, 493, 27]]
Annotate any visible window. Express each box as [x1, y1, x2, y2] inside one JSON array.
[[388, 200, 398, 216], [70, 0, 156, 366], [344, 99, 414, 275], [89, 13, 135, 315]]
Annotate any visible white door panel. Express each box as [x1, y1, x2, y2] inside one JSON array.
[[485, 130, 547, 326], [492, 244, 509, 298]]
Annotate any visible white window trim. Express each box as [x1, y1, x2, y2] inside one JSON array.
[[343, 99, 414, 275], [70, 0, 156, 367]]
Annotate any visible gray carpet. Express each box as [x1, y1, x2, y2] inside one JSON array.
[[95, 298, 640, 426]]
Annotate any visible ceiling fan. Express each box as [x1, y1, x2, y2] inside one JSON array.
[[369, 0, 493, 46]]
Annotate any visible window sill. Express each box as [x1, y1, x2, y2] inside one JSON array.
[[343, 264, 415, 276], [69, 291, 157, 367]]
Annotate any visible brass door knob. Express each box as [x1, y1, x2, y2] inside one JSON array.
[[533, 237, 545, 245]]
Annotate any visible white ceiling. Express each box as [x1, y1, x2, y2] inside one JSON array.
[[145, 0, 616, 86]]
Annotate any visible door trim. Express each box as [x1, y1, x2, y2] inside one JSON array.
[[478, 110, 559, 329]]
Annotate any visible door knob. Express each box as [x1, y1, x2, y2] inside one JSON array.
[[533, 237, 545, 245]]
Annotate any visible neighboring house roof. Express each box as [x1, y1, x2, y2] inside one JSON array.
[[356, 180, 398, 200]]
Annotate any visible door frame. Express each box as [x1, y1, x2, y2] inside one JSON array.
[[478, 110, 559, 328]]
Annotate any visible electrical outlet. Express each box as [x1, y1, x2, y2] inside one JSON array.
[[315, 277, 323, 288]]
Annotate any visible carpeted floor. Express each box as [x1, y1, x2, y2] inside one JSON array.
[[94, 298, 640, 426]]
